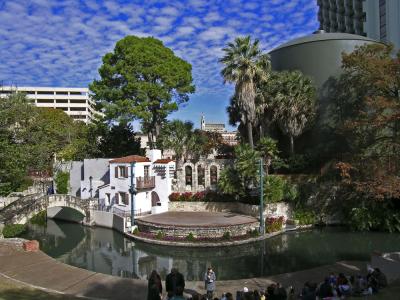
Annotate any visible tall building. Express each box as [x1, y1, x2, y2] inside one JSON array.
[[0, 86, 100, 124], [317, 0, 400, 50], [200, 115, 238, 146]]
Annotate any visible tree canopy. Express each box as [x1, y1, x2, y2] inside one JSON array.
[[90, 36, 195, 148]]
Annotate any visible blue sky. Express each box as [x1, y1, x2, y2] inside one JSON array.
[[0, 0, 319, 130]]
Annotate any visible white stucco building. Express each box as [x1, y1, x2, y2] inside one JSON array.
[[96, 150, 175, 216], [0, 86, 101, 123]]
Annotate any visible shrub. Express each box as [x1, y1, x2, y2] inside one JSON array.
[[132, 227, 139, 234], [2, 224, 27, 238], [264, 175, 286, 203], [55, 171, 69, 194], [169, 193, 181, 202], [248, 228, 259, 237], [155, 231, 165, 240], [30, 211, 47, 226], [222, 231, 231, 240], [185, 232, 195, 241], [293, 209, 317, 225], [266, 216, 284, 233]]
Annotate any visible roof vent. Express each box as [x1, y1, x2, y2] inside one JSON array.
[[313, 29, 326, 34]]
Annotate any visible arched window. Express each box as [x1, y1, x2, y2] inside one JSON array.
[[197, 165, 205, 187], [185, 165, 192, 186], [210, 166, 218, 185]]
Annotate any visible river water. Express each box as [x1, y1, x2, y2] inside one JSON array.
[[21, 219, 400, 281]]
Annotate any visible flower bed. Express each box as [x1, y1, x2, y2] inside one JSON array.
[[266, 216, 285, 233], [169, 191, 232, 202]]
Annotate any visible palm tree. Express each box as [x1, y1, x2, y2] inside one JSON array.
[[256, 137, 279, 176], [220, 36, 270, 149], [271, 71, 317, 155], [158, 120, 195, 172]]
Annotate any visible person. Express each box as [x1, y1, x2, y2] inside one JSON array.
[[275, 283, 287, 300], [317, 277, 333, 299], [166, 268, 185, 299], [225, 292, 233, 300], [337, 273, 351, 297], [372, 268, 388, 289], [170, 286, 186, 300], [287, 286, 295, 300], [204, 267, 216, 299], [147, 270, 162, 300], [253, 289, 261, 300]]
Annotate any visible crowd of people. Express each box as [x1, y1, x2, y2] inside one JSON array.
[[147, 266, 389, 300]]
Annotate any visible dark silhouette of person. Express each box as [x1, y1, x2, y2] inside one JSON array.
[[147, 270, 162, 300], [166, 268, 185, 298]]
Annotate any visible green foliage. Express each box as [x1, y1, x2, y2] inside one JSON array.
[[2, 224, 27, 238], [248, 228, 259, 237], [293, 209, 317, 225], [155, 231, 165, 240], [132, 227, 139, 235], [55, 171, 69, 194], [30, 211, 47, 226], [185, 232, 195, 241], [221, 35, 271, 148], [90, 35, 195, 148], [222, 231, 231, 240], [264, 175, 285, 203]]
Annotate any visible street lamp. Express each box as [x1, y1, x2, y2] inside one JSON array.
[[259, 158, 265, 234], [129, 162, 137, 229], [89, 176, 93, 198]]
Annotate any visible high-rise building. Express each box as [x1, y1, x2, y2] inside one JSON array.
[[317, 0, 400, 50], [0, 86, 101, 124]]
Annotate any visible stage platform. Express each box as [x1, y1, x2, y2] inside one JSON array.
[[136, 211, 259, 238]]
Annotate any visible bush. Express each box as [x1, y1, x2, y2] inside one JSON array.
[[55, 171, 69, 194], [185, 232, 195, 241], [155, 231, 165, 240], [222, 231, 231, 240], [266, 216, 284, 233], [248, 228, 259, 237], [293, 209, 317, 225], [2, 224, 27, 238], [168, 191, 232, 202], [132, 227, 139, 234], [264, 175, 286, 203], [30, 211, 47, 226]]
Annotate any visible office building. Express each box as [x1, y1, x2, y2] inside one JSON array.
[[0, 86, 100, 124], [317, 0, 400, 50]]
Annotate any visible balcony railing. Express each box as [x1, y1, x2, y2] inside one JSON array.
[[136, 176, 155, 189]]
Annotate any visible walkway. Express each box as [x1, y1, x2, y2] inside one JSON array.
[[0, 240, 367, 299]]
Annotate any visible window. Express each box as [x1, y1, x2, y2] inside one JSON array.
[[115, 193, 119, 204], [144, 165, 150, 177], [37, 99, 54, 103], [70, 107, 86, 111], [56, 107, 68, 111], [37, 91, 54, 95], [120, 192, 129, 205], [197, 165, 205, 186], [56, 91, 68, 95], [210, 166, 218, 185], [185, 166, 192, 186], [118, 166, 128, 178], [70, 99, 86, 104], [56, 99, 68, 103], [70, 91, 85, 95]]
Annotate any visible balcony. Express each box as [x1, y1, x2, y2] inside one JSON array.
[[136, 176, 155, 190]]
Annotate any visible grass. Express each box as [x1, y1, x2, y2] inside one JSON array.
[[0, 275, 82, 300]]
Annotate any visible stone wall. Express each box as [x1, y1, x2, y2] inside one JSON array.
[[91, 210, 126, 233], [136, 219, 258, 238], [168, 201, 293, 220]]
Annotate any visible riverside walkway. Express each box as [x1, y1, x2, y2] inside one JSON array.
[[0, 239, 367, 299]]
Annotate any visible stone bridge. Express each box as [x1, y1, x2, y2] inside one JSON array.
[[0, 194, 96, 225]]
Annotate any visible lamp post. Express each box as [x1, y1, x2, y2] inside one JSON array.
[[259, 157, 265, 234], [89, 176, 93, 198], [129, 162, 137, 229]]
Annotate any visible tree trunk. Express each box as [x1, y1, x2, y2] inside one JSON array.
[[247, 122, 254, 149], [290, 135, 294, 155]]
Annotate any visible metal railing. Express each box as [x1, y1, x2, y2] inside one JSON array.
[[136, 176, 155, 189]]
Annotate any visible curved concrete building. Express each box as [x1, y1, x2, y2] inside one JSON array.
[[269, 31, 380, 89]]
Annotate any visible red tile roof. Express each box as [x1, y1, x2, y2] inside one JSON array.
[[109, 155, 150, 164], [154, 158, 174, 164]]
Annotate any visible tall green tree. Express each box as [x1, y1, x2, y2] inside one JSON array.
[[220, 36, 270, 149], [269, 70, 316, 154], [256, 137, 279, 175], [90, 36, 195, 148]]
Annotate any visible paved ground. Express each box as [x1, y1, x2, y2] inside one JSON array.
[[138, 211, 258, 227], [0, 239, 375, 300]]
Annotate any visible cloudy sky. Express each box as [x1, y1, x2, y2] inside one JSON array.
[[0, 0, 319, 129]]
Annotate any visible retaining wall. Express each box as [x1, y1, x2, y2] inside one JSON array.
[[168, 201, 292, 219], [91, 210, 126, 233]]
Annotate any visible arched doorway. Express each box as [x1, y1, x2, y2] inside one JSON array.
[[197, 165, 205, 188], [185, 165, 193, 189], [210, 165, 218, 186], [151, 191, 160, 207]]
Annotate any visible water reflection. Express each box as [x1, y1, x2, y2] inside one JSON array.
[[22, 220, 400, 280]]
